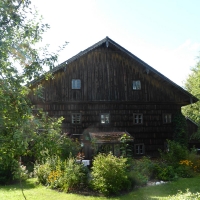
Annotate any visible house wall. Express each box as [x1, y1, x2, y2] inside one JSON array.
[[29, 45, 185, 157]]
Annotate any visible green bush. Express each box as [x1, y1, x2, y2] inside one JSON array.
[[159, 140, 189, 166], [34, 161, 51, 185], [175, 165, 194, 178], [155, 163, 177, 181], [35, 156, 88, 192], [57, 157, 88, 192], [128, 170, 148, 186], [91, 153, 130, 196], [127, 157, 156, 186], [0, 163, 13, 184], [0, 159, 28, 184]]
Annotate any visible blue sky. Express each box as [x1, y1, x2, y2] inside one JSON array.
[[32, 0, 200, 87]]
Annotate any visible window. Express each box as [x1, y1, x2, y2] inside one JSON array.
[[72, 79, 81, 89], [134, 144, 145, 155], [71, 113, 81, 124], [163, 113, 171, 124], [133, 80, 141, 90], [133, 113, 143, 124], [100, 113, 110, 124]]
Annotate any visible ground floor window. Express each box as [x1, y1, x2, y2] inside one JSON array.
[[163, 113, 172, 124], [97, 144, 121, 157], [134, 144, 145, 155]]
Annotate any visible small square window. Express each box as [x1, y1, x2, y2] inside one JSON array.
[[72, 79, 81, 89], [71, 113, 81, 124], [133, 80, 141, 90], [100, 113, 110, 124], [163, 113, 171, 124], [133, 113, 143, 124], [135, 144, 145, 155]]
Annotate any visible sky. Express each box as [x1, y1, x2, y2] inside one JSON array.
[[32, 0, 200, 87]]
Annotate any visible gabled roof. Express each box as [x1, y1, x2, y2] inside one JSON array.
[[30, 36, 198, 103]]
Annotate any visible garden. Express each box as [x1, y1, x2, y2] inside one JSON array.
[[1, 139, 200, 199]]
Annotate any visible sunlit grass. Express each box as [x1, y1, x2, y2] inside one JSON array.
[[0, 176, 200, 200]]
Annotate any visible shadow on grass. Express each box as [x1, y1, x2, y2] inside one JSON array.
[[116, 175, 200, 200], [0, 178, 39, 191]]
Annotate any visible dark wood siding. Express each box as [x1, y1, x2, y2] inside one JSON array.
[[29, 45, 190, 157]]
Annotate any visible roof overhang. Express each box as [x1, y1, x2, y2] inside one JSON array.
[[29, 36, 198, 105]]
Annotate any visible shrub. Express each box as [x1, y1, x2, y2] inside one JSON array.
[[57, 157, 88, 192], [176, 164, 194, 178], [91, 153, 130, 196], [127, 157, 156, 186], [155, 163, 177, 181], [35, 156, 88, 192], [159, 140, 189, 166], [128, 170, 148, 186], [0, 159, 28, 184], [0, 163, 13, 184], [34, 162, 51, 185]]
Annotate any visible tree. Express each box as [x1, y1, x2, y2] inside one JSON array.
[[182, 60, 200, 124], [182, 58, 200, 142], [0, 0, 68, 182]]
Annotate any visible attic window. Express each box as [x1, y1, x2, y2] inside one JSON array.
[[72, 79, 81, 89], [163, 113, 172, 124], [72, 113, 81, 124], [100, 113, 110, 124], [133, 80, 141, 90], [133, 113, 143, 124]]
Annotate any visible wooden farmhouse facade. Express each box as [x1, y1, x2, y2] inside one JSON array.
[[29, 37, 198, 158]]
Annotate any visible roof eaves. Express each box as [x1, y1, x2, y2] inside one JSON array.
[[106, 37, 198, 103], [29, 37, 199, 102]]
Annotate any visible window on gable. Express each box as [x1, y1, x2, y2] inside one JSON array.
[[133, 113, 143, 124], [133, 80, 141, 90], [134, 144, 145, 155], [72, 79, 81, 89], [100, 113, 110, 124], [71, 113, 81, 124], [163, 113, 172, 124]]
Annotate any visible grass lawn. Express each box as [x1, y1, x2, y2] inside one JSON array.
[[0, 176, 200, 200]]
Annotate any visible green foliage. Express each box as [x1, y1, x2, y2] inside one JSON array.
[[158, 140, 200, 179], [0, 0, 67, 182], [26, 112, 66, 162], [176, 164, 194, 178], [0, 160, 16, 184], [182, 61, 200, 124], [35, 156, 88, 192], [155, 164, 177, 181], [173, 113, 188, 147], [120, 134, 133, 157], [91, 153, 130, 196], [127, 157, 156, 186], [169, 189, 200, 200], [159, 140, 189, 166]]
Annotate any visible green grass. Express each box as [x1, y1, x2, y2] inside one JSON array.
[[0, 176, 200, 200]]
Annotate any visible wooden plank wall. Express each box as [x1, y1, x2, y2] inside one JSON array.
[[29, 45, 186, 156]]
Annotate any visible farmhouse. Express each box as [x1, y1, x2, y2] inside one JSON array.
[[29, 37, 198, 158]]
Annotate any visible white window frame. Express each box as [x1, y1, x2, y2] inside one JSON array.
[[72, 79, 81, 89], [133, 80, 141, 90], [133, 113, 143, 124], [71, 113, 81, 124], [134, 144, 145, 155], [100, 113, 110, 124], [163, 113, 172, 124]]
